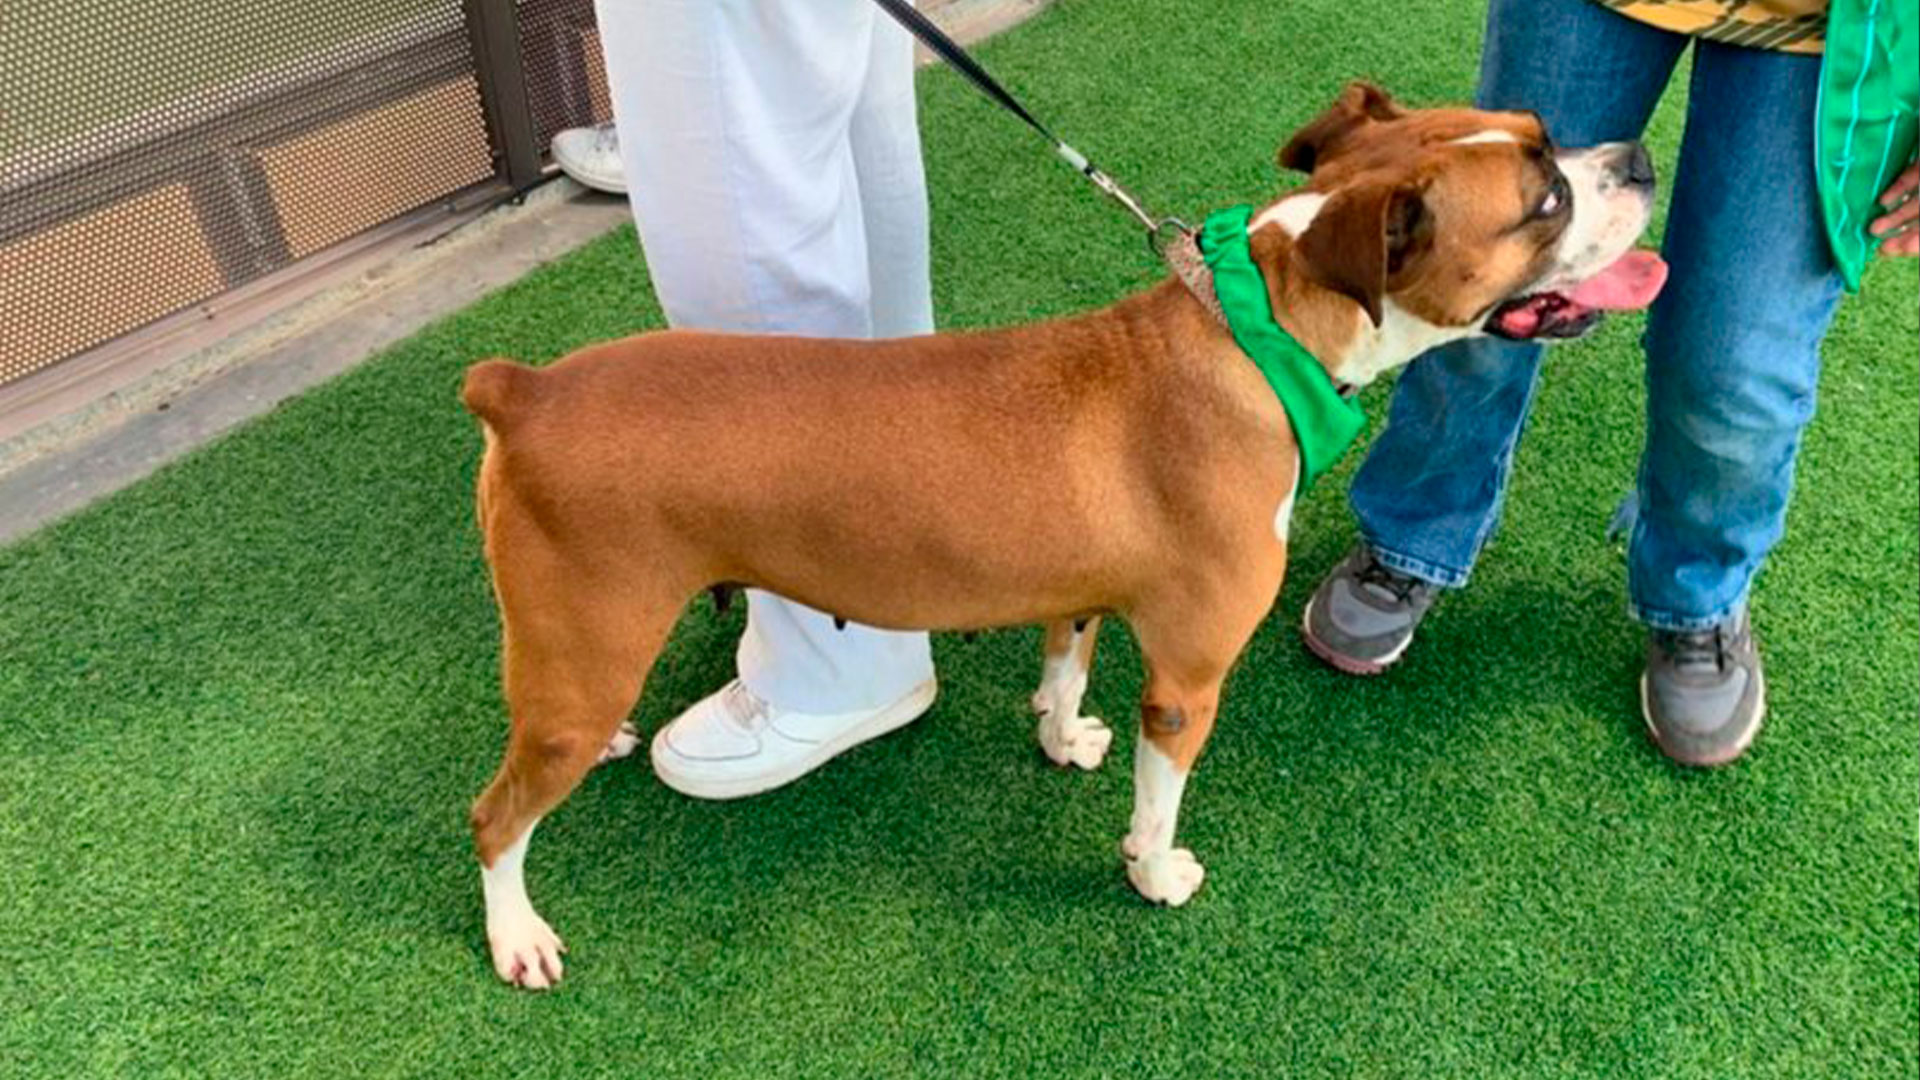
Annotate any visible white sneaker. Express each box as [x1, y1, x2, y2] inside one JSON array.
[[650, 677, 937, 800], [550, 123, 627, 195]]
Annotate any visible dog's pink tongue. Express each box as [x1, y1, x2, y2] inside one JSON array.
[[1563, 250, 1668, 311]]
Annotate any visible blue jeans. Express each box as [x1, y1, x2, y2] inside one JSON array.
[[1349, 0, 1844, 632]]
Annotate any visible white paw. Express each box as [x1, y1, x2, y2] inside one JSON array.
[[1126, 847, 1206, 907], [596, 721, 640, 765], [488, 909, 567, 990], [1038, 713, 1112, 770]]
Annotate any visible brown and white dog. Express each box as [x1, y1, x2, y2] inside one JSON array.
[[461, 84, 1666, 989]]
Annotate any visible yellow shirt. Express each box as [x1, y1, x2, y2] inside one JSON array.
[[1592, 0, 1828, 54]]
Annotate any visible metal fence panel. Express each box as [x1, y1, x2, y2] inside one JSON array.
[[517, 0, 613, 152], [0, 0, 512, 389]]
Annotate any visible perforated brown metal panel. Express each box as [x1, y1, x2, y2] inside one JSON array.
[[0, 1, 495, 389], [516, 0, 612, 153]]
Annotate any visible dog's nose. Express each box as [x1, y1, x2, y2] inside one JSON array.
[[1621, 142, 1655, 189]]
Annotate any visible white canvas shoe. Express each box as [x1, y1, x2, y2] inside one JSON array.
[[550, 123, 627, 195], [650, 677, 937, 800]]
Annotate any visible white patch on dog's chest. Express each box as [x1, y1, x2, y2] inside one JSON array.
[[1274, 456, 1301, 542]]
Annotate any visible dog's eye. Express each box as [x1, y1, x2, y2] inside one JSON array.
[[1534, 174, 1571, 220]]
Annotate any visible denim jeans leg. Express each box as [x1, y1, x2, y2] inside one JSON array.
[[1352, 337, 1546, 587], [1349, 0, 1688, 586], [1626, 40, 1844, 632]]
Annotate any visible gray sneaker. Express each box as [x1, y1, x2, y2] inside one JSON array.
[[1301, 545, 1441, 675], [1641, 605, 1766, 767]]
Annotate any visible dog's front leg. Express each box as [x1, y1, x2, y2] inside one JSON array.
[[1118, 571, 1280, 906], [1030, 617, 1112, 769], [1121, 681, 1216, 907]]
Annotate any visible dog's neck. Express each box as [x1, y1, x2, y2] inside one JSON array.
[[1165, 222, 1361, 397], [1331, 299, 1472, 386]]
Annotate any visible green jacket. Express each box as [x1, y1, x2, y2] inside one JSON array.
[[1817, 0, 1918, 289]]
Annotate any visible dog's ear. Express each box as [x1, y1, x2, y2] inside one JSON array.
[[1279, 81, 1405, 173], [1292, 179, 1430, 327]]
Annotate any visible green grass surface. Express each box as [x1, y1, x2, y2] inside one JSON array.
[[3, 1, 1915, 1076]]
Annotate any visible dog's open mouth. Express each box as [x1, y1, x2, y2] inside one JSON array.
[[1485, 250, 1669, 340]]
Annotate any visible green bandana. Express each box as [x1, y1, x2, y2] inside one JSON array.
[[1198, 204, 1367, 487]]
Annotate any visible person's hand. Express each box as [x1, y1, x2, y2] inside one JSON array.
[[1870, 160, 1918, 257]]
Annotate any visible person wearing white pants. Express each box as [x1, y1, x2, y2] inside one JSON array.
[[571, 0, 939, 799]]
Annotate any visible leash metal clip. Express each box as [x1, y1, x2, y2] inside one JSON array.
[[1060, 145, 1190, 252], [1147, 215, 1194, 256]]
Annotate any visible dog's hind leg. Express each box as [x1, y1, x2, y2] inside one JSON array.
[[469, 540, 684, 990], [1030, 617, 1111, 769], [597, 722, 642, 765]]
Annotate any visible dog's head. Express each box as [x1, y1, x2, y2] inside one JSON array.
[[1252, 82, 1665, 384]]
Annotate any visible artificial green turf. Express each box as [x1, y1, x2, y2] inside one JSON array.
[[3, 1, 1915, 1076]]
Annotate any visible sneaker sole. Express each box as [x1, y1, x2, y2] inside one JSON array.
[[650, 678, 937, 801], [1299, 595, 1412, 677], [553, 161, 627, 196], [1638, 668, 1766, 768]]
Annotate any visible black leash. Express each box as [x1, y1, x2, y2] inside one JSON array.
[[872, 0, 1187, 247]]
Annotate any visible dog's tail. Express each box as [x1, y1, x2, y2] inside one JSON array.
[[461, 358, 536, 432]]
